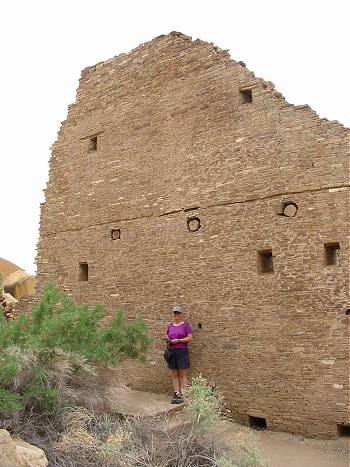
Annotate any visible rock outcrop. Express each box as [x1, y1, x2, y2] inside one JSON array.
[[0, 430, 48, 467], [4, 270, 37, 301], [0, 258, 21, 278]]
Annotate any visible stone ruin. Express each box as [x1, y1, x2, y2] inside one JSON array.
[[34, 32, 349, 438]]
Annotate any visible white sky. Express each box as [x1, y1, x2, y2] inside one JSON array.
[[0, 0, 349, 275]]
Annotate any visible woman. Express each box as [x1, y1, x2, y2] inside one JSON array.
[[166, 305, 193, 404]]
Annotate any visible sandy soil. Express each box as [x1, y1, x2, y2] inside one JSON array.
[[215, 420, 350, 467]]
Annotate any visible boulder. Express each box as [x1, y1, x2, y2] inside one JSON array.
[[1, 292, 18, 305], [0, 430, 48, 467], [0, 429, 24, 467], [4, 271, 37, 300], [0, 258, 22, 279], [12, 437, 48, 467]]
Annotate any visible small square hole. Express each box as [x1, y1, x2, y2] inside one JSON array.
[[239, 88, 252, 104], [79, 262, 88, 281], [337, 424, 350, 437], [249, 416, 267, 430], [324, 243, 340, 266], [111, 229, 121, 240], [89, 136, 97, 151], [258, 250, 273, 274]]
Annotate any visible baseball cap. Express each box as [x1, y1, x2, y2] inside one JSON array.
[[172, 305, 183, 314]]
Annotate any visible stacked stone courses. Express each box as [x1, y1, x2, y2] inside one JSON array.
[[37, 32, 349, 438]]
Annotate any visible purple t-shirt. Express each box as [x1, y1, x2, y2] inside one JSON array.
[[167, 322, 193, 349]]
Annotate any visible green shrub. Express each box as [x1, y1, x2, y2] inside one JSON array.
[[0, 389, 22, 416], [0, 351, 20, 386], [24, 367, 60, 412], [0, 283, 151, 416], [184, 375, 221, 432]]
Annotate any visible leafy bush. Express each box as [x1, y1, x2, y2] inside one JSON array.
[[0, 283, 151, 416]]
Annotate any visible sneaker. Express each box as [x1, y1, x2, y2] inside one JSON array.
[[171, 392, 182, 404], [177, 391, 184, 403]]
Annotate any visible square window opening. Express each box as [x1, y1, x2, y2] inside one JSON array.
[[337, 424, 350, 437], [89, 136, 98, 151], [79, 262, 88, 281], [249, 416, 267, 430], [239, 88, 253, 104], [258, 250, 273, 274], [324, 243, 340, 266]]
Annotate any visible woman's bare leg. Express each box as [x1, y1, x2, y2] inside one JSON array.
[[178, 369, 188, 393], [171, 369, 180, 393]]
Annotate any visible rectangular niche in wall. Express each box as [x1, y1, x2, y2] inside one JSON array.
[[79, 262, 88, 281], [324, 242, 340, 266], [249, 416, 267, 430], [258, 250, 273, 274], [89, 136, 98, 151], [239, 88, 252, 104], [337, 424, 350, 437]]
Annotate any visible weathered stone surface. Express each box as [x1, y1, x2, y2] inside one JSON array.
[[0, 258, 21, 278], [12, 437, 48, 467], [4, 270, 37, 300], [0, 430, 24, 467], [34, 32, 350, 438], [0, 430, 48, 467]]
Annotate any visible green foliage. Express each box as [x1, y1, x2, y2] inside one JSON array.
[[0, 312, 30, 349], [24, 368, 60, 412], [0, 388, 22, 416], [184, 375, 221, 432], [184, 377, 267, 466], [0, 351, 20, 386], [0, 283, 151, 416]]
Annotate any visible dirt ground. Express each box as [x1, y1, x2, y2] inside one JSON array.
[[85, 386, 349, 466], [214, 420, 350, 467]]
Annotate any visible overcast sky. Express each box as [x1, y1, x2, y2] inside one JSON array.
[[0, 0, 349, 274]]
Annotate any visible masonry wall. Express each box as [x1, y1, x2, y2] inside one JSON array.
[[37, 33, 350, 438]]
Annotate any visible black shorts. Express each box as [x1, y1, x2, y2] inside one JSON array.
[[167, 347, 190, 370]]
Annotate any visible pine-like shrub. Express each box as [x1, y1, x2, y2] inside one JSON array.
[[0, 283, 151, 416]]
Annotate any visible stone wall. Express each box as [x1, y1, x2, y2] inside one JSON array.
[[36, 32, 350, 438]]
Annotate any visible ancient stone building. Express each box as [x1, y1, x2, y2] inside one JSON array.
[[37, 32, 349, 438]]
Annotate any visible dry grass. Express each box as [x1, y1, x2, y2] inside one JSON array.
[[0, 376, 267, 466], [0, 407, 266, 466]]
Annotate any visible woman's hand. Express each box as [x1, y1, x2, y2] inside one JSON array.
[[171, 339, 180, 344]]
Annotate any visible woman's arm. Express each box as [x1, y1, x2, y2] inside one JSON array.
[[166, 324, 171, 343], [172, 333, 193, 344]]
